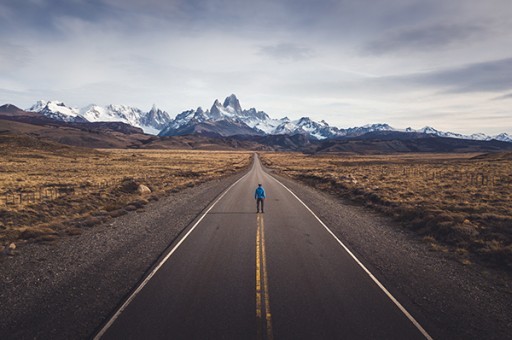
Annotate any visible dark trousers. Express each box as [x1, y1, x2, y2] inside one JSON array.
[[256, 198, 264, 212]]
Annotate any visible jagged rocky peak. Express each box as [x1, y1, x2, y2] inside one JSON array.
[[420, 126, 439, 133], [209, 100, 224, 119], [223, 94, 243, 114], [243, 107, 270, 120], [298, 117, 313, 124]]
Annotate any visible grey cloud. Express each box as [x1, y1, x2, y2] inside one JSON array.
[[0, 0, 114, 36], [0, 42, 32, 72], [403, 57, 512, 93], [258, 43, 314, 62], [363, 23, 485, 55], [417, 58, 512, 93], [492, 93, 512, 100]]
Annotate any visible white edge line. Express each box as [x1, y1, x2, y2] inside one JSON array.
[[268, 174, 433, 340], [94, 172, 250, 340]]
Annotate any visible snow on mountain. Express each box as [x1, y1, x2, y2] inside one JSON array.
[[339, 123, 394, 137], [28, 100, 86, 123], [29, 101, 172, 135], [160, 94, 271, 137], [404, 126, 511, 142], [142, 105, 172, 130], [158, 107, 208, 136], [27, 96, 511, 142], [240, 108, 284, 134], [159, 94, 337, 139], [159, 95, 512, 142], [273, 117, 339, 139], [494, 133, 512, 142]]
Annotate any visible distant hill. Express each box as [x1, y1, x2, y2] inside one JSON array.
[[316, 131, 512, 154]]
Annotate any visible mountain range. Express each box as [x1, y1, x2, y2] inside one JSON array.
[[28, 100, 172, 135], [19, 95, 512, 143], [2, 103, 512, 154]]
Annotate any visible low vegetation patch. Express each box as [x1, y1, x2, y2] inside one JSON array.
[[0, 144, 251, 251], [260, 152, 512, 271]]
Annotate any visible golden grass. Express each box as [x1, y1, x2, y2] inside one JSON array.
[[0, 146, 252, 246], [261, 152, 512, 270]]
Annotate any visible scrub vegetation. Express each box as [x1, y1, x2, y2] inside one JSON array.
[[260, 152, 512, 271], [0, 137, 251, 249]]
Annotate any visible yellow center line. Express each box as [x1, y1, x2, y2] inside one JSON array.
[[256, 215, 262, 319], [256, 213, 273, 340], [256, 215, 263, 339], [260, 215, 274, 340]]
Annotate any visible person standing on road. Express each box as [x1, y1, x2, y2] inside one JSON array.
[[255, 184, 266, 213]]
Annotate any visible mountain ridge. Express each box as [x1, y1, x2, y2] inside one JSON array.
[[2, 103, 512, 153], [28, 100, 172, 135], [158, 94, 512, 143], [17, 95, 512, 143]]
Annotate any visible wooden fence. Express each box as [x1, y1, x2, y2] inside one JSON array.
[[0, 180, 116, 207]]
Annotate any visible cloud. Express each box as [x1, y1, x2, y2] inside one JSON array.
[[363, 23, 485, 55], [403, 57, 512, 93], [492, 93, 512, 100], [258, 43, 314, 62], [0, 42, 32, 73], [347, 57, 512, 95]]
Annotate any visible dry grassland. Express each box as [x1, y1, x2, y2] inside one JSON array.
[[261, 152, 512, 270], [0, 143, 251, 249]]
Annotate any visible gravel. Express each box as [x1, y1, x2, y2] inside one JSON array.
[[1, 166, 511, 340]]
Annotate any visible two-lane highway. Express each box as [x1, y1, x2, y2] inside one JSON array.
[[96, 154, 431, 339]]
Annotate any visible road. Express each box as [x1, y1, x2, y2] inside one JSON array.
[[96, 155, 431, 340]]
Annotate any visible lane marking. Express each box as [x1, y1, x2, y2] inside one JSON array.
[[268, 175, 433, 340], [256, 215, 263, 339], [94, 172, 250, 340], [256, 214, 273, 340], [260, 215, 274, 340]]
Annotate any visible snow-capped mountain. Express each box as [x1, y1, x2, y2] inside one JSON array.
[[28, 100, 87, 123], [159, 94, 280, 137], [27, 97, 511, 143], [494, 133, 512, 142], [28, 100, 171, 135], [338, 123, 395, 137], [405, 126, 512, 143], [159, 95, 512, 142], [159, 94, 339, 139], [273, 117, 341, 139]]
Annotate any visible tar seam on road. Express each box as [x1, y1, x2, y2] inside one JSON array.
[[93, 172, 250, 340], [256, 213, 274, 340], [268, 174, 434, 340]]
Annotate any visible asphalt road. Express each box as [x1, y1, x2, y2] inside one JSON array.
[[96, 155, 431, 340]]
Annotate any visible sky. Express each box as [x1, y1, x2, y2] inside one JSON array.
[[1, 0, 511, 135]]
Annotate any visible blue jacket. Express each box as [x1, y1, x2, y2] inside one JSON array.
[[255, 187, 266, 199]]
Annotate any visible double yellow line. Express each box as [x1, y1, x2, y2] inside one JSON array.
[[256, 214, 273, 340]]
